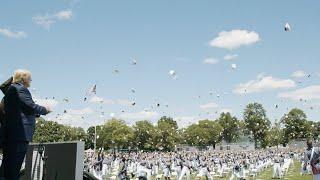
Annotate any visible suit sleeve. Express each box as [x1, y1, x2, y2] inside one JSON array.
[[18, 87, 48, 115], [0, 77, 13, 95]]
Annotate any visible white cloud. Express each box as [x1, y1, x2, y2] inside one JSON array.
[[118, 111, 159, 121], [52, 113, 84, 127], [224, 54, 238, 61], [116, 99, 132, 106], [210, 29, 260, 50], [233, 74, 296, 94], [89, 96, 105, 103], [54, 10, 73, 20], [34, 98, 58, 108], [68, 107, 94, 115], [33, 9, 73, 29], [89, 96, 132, 106], [291, 70, 306, 78], [32, 16, 54, 29], [49, 107, 96, 128], [200, 102, 218, 110], [203, 58, 219, 65], [0, 28, 27, 39], [278, 85, 320, 101], [174, 116, 197, 128]]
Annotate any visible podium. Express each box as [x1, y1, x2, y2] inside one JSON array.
[[22, 141, 84, 180]]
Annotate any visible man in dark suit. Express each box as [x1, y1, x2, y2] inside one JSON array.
[[0, 70, 51, 180]]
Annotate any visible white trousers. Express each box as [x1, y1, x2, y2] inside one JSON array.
[[175, 166, 182, 178], [137, 166, 152, 179], [199, 167, 213, 180], [178, 166, 190, 180], [272, 163, 281, 178]]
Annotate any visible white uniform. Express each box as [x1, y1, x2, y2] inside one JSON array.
[[272, 157, 282, 178], [178, 160, 191, 180]]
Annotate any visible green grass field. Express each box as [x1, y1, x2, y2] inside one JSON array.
[[170, 160, 312, 180], [253, 160, 312, 180]]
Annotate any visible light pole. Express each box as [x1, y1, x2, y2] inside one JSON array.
[[94, 125, 97, 152]]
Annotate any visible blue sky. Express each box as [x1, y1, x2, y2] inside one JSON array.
[[1, 0, 320, 129]]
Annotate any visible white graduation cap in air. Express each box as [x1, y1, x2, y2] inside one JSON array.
[[284, 22, 291, 32], [113, 69, 120, 73], [169, 70, 178, 79], [63, 98, 69, 103], [132, 58, 137, 65], [90, 84, 97, 94]]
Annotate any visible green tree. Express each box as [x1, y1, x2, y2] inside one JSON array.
[[62, 126, 86, 142], [184, 124, 206, 147], [218, 112, 240, 143], [33, 118, 86, 144], [33, 118, 65, 143], [183, 120, 223, 149], [267, 122, 284, 147], [282, 108, 310, 143], [133, 120, 156, 151], [97, 119, 134, 150], [85, 125, 97, 149], [309, 121, 320, 140], [243, 103, 271, 148], [156, 116, 178, 151], [198, 120, 223, 149]]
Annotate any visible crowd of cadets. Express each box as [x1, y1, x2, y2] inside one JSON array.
[[83, 147, 305, 180]]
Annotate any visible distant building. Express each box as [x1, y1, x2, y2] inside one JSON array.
[[217, 142, 255, 151]]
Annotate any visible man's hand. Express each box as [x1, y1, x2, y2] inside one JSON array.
[[45, 106, 52, 113]]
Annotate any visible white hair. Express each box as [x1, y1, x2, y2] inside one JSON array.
[[12, 69, 32, 83]]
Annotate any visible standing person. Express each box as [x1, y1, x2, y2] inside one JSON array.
[[162, 159, 171, 180], [0, 69, 51, 180], [272, 155, 282, 178], [178, 157, 191, 180], [118, 157, 128, 180], [304, 139, 320, 180], [198, 157, 213, 180]]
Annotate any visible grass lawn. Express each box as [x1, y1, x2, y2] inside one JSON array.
[[170, 160, 313, 180], [254, 160, 312, 180]]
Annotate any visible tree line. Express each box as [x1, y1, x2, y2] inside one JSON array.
[[33, 102, 320, 151]]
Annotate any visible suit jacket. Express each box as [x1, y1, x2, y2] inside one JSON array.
[[0, 77, 13, 121], [3, 82, 48, 142], [0, 77, 13, 146], [0, 77, 13, 94]]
